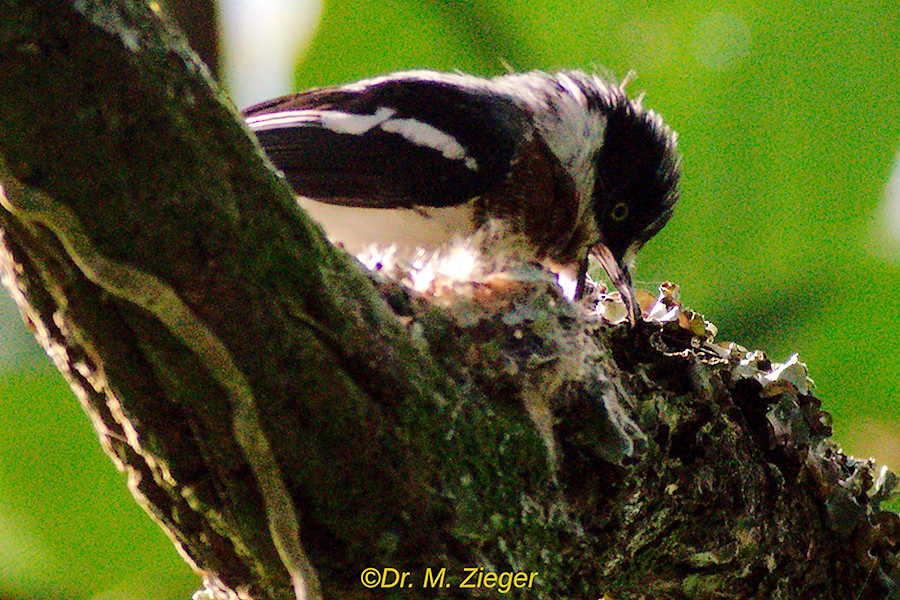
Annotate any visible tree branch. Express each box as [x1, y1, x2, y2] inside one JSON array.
[[1, 2, 898, 599]]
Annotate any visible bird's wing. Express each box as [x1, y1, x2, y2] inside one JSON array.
[[243, 73, 534, 209]]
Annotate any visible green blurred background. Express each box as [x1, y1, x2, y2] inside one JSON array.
[[1, 0, 898, 598]]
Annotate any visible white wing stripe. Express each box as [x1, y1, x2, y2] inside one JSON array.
[[248, 107, 478, 170], [379, 118, 478, 171]]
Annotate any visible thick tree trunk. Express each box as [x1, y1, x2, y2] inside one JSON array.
[[0, 2, 897, 599]]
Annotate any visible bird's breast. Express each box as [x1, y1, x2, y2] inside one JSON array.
[[481, 136, 589, 267], [297, 198, 478, 256]]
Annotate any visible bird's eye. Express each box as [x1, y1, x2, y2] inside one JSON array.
[[610, 202, 629, 222]]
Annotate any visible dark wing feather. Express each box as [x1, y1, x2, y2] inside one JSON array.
[[243, 74, 533, 209]]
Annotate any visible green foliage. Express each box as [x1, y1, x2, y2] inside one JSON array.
[[0, 371, 198, 600]]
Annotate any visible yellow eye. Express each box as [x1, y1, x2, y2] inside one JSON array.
[[610, 202, 629, 222]]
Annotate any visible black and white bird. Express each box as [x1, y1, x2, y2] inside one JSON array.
[[244, 70, 680, 323]]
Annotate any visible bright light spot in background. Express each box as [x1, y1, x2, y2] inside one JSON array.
[[556, 271, 578, 300], [356, 242, 483, 295], [874, 152, 900, 260], [438, 245, 478, 282], [399, 243, 480, 295], [219, 0, 323, 108], [690, 11, 751, 71]]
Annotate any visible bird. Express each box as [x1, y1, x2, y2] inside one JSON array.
[[243, 70, 680, 323]]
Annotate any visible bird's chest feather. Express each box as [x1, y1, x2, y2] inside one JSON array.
[[297, 197, 477, 256], [480, 136, 595, 267]]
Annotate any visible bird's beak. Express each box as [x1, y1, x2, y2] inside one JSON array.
[[593, 244, 639, 325]]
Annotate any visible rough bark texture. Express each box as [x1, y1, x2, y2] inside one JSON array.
[[0, 2, 898, 600]]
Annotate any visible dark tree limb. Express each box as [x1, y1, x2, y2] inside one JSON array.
[[1, 3, 898, 600], [161, 0, 219, 77]]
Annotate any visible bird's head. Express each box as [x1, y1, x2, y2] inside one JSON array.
[[588, 83, 680, 323]]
